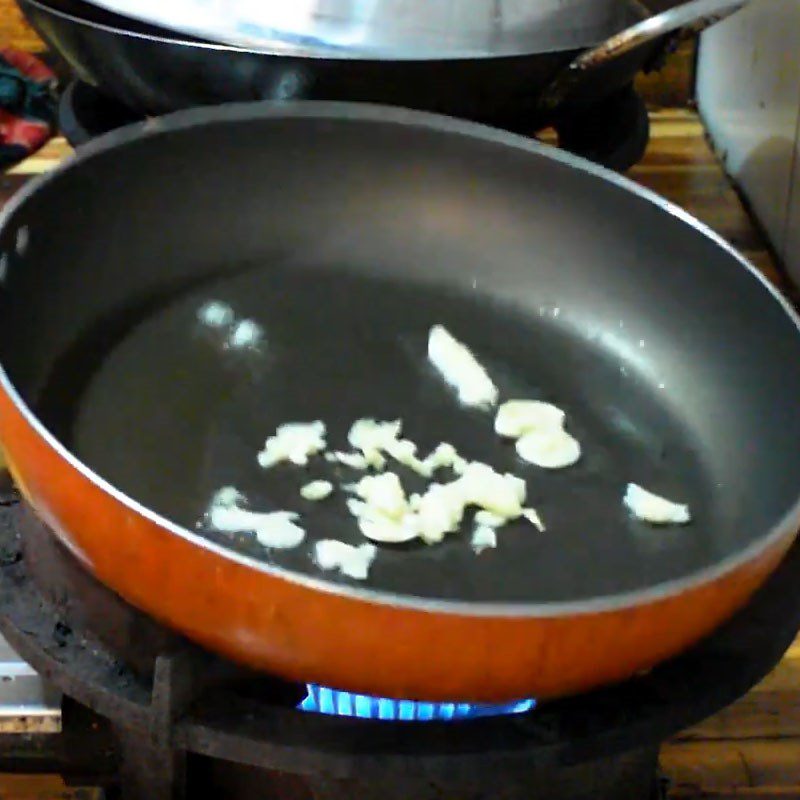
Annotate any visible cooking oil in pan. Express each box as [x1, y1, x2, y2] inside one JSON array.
[[35, 264, 721, 603]]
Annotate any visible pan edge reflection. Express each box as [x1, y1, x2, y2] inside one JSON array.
[[299, 684, 536, 721]]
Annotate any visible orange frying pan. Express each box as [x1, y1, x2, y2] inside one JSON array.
[[0, 104, 798, 701]]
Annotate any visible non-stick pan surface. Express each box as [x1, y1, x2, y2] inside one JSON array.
[[1, 104, 799, 699], [47, 264, 711, 603]]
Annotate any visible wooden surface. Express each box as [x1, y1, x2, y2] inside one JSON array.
[[636, 39, 697, 109], [0, 774, 101, 799], [0, 0, 44, 52], [0, 109, 798, 798]]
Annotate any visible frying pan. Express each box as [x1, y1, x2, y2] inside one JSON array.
[[20, 0, 746, 127], [1, 103, 799, 703]]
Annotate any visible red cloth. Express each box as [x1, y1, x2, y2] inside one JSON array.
[[0, 47, 56, 165], [0, 107, 49, 149], [0, 48, 54, 83]]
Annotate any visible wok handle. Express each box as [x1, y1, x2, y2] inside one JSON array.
[[539, 0, 750, 110]]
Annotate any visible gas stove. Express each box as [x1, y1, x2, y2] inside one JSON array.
[[57, 80, 653, 173], [0, 469, 799, 799]]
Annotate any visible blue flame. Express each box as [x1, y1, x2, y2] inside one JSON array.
[[299, 685, 535, 721]]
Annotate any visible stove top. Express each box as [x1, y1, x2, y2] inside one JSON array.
[[0, 470, 799, 799], [58, 80, 652, 172]]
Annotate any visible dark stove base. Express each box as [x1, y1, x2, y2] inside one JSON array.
[[0, 483, 798, 800], [0, 706, 661, 800], [187, 747, 663, 800], [58, 80, 650, 172]]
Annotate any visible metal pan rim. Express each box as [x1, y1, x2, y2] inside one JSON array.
[[2, 100, 799, 618]]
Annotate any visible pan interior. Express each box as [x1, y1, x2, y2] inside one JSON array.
[[43, 263, 716, 604], [1, 107, 799, 607]]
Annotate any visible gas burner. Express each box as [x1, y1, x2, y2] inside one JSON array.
[[0, 486, 798, 799], [57, 80, 650, 171], [298, 684, 535, 720]]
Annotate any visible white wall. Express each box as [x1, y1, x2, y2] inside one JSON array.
[[696, 0, 800, 282]]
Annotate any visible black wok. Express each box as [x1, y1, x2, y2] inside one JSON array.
[[21, 0, 743, 138]]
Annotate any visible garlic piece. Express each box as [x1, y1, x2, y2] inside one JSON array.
[[347, 473, 420, 544], [346, 419, 467, 478], [415, 482, 466, 544], [210, 485, 244, 508], [207, 487, 305, 549], [421, 442, 468, 476], [471, 525, 498, 554], [474, 510, 507, 528], [249, 512, 304, 549], [357, 514, 419, 544], [257, 421, 327, 468], [346, 418, 423, 474], [384, 438, 430, 477], [495, 400, 565, 438], [226, 318, 263, 350], [427, 325, 498, 409], [412, 462, 529, 545], [197, 300, 234, 328], [496, 399, 582, 470], [300, 480, 334, 501], [342, 456, 533, 548], [415, 462, 528, 545], [516, 429, 581, 469], [346, 497, 367, 517], [348, 418, 400, 468], [457, 462, 526, 519], [315, 540, 378, 580], [328, 451, 371, 470], [623, 484, 691, 525], [351, 473, 408, 519], [348, 418, 402, 450]]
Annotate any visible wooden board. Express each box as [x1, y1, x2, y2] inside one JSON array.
[[0, 774, 102, 799], [678, 640, 800, 742]]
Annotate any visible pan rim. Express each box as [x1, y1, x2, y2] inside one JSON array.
[[1, 100, 799, 618]]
